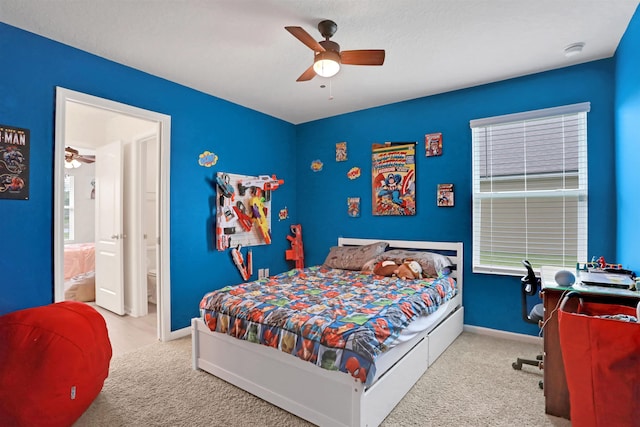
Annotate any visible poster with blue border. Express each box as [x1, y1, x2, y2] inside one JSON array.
[[0, 124, 29, 200]]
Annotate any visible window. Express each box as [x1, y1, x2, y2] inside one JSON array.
[[64, 175, 75, 242], [471, 103, 589, 275]]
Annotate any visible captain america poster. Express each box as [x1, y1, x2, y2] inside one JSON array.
[[371, 142, 416, 216], [0, 124, 30, 200]]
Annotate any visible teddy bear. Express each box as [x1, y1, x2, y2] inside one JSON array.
[[373, 259, 422, 280]]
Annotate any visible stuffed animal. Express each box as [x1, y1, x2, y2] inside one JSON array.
[[395, 260, 422, 280], [373, 260, 400, 277], [373, 259, 422, 280]]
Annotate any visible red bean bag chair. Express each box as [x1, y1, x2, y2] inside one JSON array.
[[0, 301, 112, 427]]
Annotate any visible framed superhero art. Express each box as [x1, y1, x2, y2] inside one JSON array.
[[371, 142, 416, 216], [0, 124, 30, 200]]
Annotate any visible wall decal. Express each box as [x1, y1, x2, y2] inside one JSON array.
[[0, 124, 30, 200], [347, 167, 361, 180], [310, 159, 323, 172], [336, 142, 347, 162], [198, 150, 218, 167], [278, 206, 289, 221], [372, 142, 416, 216], [437, 183, 454, 207], [348, 197, 361, 217], [425, 133, 443, 157]]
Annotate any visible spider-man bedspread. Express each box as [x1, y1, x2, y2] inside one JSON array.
[[199, 266, 457, 385]]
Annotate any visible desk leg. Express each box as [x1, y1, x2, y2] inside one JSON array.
[[542, 289, 571, 419]]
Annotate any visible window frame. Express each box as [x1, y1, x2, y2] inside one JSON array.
[[470, 102, 590, 276]]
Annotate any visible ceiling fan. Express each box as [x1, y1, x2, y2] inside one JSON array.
[[285, 20, 385, 82], [65, 146, 95, 168]]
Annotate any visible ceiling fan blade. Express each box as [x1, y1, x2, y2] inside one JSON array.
[[285, 26, 325, 52], [77, 155, 96, 163], [296, 65, 316, 82], [341, 50, 386, 66]]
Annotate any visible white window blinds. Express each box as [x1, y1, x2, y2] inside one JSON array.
[[470, 103, 589, 275]]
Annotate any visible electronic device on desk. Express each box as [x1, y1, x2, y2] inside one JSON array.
[[576, 257, 636, 290]]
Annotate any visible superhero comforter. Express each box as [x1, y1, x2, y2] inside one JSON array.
[[199, 266, 457, 385]]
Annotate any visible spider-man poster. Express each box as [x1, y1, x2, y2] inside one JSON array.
[[0, 124, 29, 200], [372, 142, 416, 216]]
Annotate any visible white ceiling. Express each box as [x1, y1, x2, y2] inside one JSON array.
[[1, 1, 638, 124]]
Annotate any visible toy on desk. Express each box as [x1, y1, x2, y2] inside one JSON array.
[[285, 224, 305, 269], [231, 245, 252, 281], [237, 175, 284, 201], [250, 189, 271, 244], [577, 257, 624, 272]]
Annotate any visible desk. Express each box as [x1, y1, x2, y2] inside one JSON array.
[[540, 266, 640, 420]]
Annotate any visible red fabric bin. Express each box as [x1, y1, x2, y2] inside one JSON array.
[[558, 293, 640, 427]]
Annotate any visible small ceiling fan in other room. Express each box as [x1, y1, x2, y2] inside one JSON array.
[[285, 19, 385, 81], [65, 146, 95, 169]]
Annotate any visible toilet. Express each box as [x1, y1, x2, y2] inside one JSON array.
[[147, 269, 157, 304]]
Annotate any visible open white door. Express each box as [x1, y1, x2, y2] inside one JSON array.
[[95, 140, 125, 315]]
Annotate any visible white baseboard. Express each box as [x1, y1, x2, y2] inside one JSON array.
[[463, 324, 542, 345], [164, 326, 191, 341]]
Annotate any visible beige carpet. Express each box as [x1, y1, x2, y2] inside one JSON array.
[[74, 332, 571, 427]]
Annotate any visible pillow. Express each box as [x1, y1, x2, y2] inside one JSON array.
[[323, 241, 389, 270], [363, 249, 453, 278]]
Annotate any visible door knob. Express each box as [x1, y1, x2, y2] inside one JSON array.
[[111, 234, 119, 239]]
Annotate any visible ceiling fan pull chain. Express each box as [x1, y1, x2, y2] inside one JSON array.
[[329, 79, 334, 101]]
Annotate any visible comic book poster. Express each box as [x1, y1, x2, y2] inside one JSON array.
[[425, 133, 443, 157], [437, 183, 454, 207], [347, 197, 360, 217], [336, 142, 347, 162], [372, 143, 416, 216], [0, 124, 29, 200]]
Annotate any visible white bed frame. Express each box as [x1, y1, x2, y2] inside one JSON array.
[[192, 238, 464, 427]]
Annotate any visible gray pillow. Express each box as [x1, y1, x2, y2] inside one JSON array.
[[323, 241, 389, 270]]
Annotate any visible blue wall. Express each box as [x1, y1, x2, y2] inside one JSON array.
[[1, 18, 632, 336], [616, 7, 640, 272], [296, 61, 617, 335], [0, 23, 297, 331]]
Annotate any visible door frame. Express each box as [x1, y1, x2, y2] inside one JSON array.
[[53, 87, 173, 341]]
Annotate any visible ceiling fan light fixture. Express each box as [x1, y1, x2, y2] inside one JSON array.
[[313, 51, 341, 78], [65, 159, 82, 169]]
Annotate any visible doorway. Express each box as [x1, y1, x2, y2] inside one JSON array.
[[53, 87, 172, 342]]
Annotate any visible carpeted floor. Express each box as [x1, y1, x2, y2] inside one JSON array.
[[74, 332, 571, 427]]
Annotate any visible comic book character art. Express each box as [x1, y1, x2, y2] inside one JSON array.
[[2, 147, 25, 173], [425, 133, 443, 157], [378, 173, 403, 204], [7, 177, 24, 192], [373, 169, 416, 216], [0, 127, 29, 199], [372, 143, 416, 216], [0, 147, 27, 193], [347, 197, 360, 217]]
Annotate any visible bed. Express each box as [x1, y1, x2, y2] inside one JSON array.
[[192, 238, 464, 427], [64, 242, 95, 280], [63, 243, 96, 302]]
